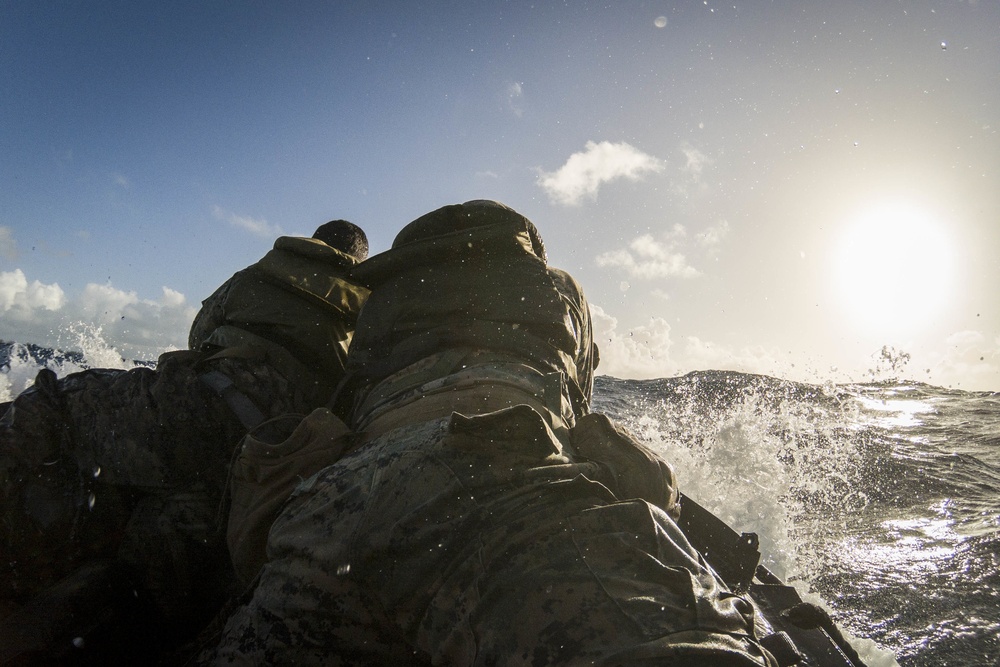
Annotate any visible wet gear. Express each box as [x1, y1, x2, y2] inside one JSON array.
[[200, 201, 776, 666], [190, 235, 369, 407], [1, 233, 369, 661], [341, 201, 596, 426], [199, 406, 774, 666]]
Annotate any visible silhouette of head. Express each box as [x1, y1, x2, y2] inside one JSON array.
[[313, 220, 369, 261]]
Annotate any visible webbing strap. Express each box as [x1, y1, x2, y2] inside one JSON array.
[[200, 371, 267, 431]]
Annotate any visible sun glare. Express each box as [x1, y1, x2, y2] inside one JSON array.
[[832, 201, 955, 337]]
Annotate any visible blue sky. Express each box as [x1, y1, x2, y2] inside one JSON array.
[[2, 1, 999, 390]]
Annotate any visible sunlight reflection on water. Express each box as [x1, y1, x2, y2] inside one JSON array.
[[842, 505, 964, 583], [856, 396, 935, 429]]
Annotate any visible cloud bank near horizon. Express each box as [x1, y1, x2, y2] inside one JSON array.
[[2, 271, 997, 391], [1, 268, 194, 361]]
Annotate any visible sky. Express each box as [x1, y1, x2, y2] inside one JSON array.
[[2, 0, 999, 391]]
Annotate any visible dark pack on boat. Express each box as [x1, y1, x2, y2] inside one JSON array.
[[678, 494, 871, 667], [2, 496, 877, 666]]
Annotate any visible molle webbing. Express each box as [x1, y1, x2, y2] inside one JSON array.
[[354, 359, 575, 440], [350, 325, 579, 398], [199, 370, 268, 432]]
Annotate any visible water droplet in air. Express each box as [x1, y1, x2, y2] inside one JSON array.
[[92, 465, 101, 478], [336, 563, 351, 576], [654, 16, 667, 28], [72, 637, 85, 649], [940, 41, 947, 50], [87, 493, 96, 510]]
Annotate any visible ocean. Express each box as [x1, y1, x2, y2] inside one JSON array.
[[592, 373, 1000, 667], [2, 340, 998, 666]]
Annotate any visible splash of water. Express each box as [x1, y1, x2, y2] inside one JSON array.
[[57, 322, 138, 372], [599, 374, 901, 665], [601, 374, 871, 584], [1, 323, 145, 402]]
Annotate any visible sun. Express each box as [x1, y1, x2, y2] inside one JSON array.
[[832, 201, 955, 338]]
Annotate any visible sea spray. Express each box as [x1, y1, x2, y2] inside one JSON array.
[[595, 373, 903, 665], [57, 322, 142, 372], [593, 372, 875, 584], [1, 325, 148, 404], [1, 345, 40, 401]]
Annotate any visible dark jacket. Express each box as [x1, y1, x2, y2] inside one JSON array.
[[342, 202, 596, 428], [189, 236, 369, 406]]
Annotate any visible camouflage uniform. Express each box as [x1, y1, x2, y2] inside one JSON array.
[[200, 202, 776, 666], [0, 236, 368, 651]]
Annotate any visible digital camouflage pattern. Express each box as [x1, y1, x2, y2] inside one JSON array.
[[199, 405, 776, 666]]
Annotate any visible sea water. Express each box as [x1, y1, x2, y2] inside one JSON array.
[[592, 373, 1000, 667], [2, 338, 998, 666]]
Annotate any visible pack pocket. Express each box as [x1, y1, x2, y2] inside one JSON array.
[[227, 408, 354, 586]]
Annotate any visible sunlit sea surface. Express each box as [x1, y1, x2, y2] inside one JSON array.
[[592, 373, 1000, 667], [3, 338, 998, 666]]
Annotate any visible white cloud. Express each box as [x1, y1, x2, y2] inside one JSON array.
[[695, 220, 730, 247], [0, 269, 66, 318], [78, 283, 140, 324], [161, 286, 187, 308], [670, 142, 715, 199], [590, 304, 677, 379], [596, 232, 701, 280], [0, 226, 17, 261], [538, 140, 665, 206], [72, 283, 197, 357], [680, 143, 711, 176], [212, 205, 283, 238], [0, 268, 195, 362], [592, 300, 796, 381]]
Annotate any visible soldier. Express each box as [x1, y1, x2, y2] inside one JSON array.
[[0, 221, 369, 660], [202, 201, 776, 666]]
